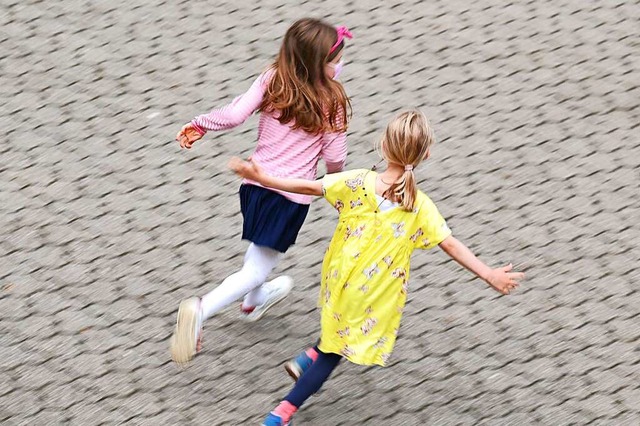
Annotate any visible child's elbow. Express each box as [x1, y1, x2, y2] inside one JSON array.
[[226, 115, 247, 128], [222, 106, 251, 127], [305, 182, 323, 196], [438, 236, 456, 252]]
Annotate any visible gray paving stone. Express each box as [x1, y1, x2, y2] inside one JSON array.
[[2, 0, 639, 424], [21, 410, 68, 426]]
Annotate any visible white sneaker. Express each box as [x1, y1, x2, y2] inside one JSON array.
[[170, 297, 203, 365], [242, 276, 293, 322]]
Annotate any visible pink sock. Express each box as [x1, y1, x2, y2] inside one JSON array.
[[272, 401, 297, 422], [305, 347, 319, 362]]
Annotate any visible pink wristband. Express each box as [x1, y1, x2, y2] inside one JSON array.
[[190, 121, 206, 136]]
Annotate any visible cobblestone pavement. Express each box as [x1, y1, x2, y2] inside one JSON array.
[[1, 0, 639, 424]]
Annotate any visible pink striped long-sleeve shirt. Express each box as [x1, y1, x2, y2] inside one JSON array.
[[192, 71, 348, 205]]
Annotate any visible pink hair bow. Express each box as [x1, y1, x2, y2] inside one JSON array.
[[330, 25, 353, 53]]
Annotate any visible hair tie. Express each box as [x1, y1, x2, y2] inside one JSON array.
[[330, 26, 353, 54], [404, 165, 414, 171]]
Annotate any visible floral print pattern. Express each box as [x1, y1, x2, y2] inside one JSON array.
[[318, 170, 451, 366]]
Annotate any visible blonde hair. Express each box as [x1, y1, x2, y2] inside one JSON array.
[[377, 109, 436, 211], [260, 18, 351, 134]]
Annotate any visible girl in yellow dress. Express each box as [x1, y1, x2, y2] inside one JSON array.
[[230, 110, 525, 426]]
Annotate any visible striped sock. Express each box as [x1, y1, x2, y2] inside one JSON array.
[[305, 347, 319, 362]]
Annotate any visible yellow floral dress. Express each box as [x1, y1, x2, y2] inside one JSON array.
[[318, 169, 452, 366]]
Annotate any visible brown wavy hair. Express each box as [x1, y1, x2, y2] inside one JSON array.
[[260, 18, 351, 134]]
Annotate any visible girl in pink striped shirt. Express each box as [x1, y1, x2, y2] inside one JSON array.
[[171, 18, 353, 365]]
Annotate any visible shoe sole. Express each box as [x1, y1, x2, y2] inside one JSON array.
[[170, 298, 199, 365], [243, 277, 293, 322], [284, 361, 302, 382]]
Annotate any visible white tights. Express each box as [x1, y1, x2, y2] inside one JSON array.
[[200, 243, 282, 320]]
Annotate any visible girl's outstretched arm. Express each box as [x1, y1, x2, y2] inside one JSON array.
[[229, 157, 323, 196], [177, 72, 271, 149], [438, 236, 524, 295], [193, 73, 267, 131]]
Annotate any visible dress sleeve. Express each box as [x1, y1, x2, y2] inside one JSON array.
[[413, 195, 452, 250], [321, 169, 366, 214], [191, 71, 271, 131]]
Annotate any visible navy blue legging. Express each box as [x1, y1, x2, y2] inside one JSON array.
[[284, 347, 342, 408]]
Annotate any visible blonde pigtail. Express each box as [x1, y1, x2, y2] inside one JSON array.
[[377, 110, 436, 211], [398, 169, 417, 211]]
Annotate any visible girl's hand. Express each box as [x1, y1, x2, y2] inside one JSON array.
[[230, 157, 322, 195], [485, 264, 524, 295], [229, 157, 265, 182], [176, 123, 204, 149]]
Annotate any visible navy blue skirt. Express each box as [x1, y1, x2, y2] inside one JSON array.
[[240, 184, 310, 253]]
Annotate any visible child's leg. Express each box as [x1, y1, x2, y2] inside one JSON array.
[[170, 243, 285, 364], [243, 267, 297, 309], [243, 284, 269, 308], [285, 349, 340, 406], [200, 243, 281, 320], [265, 349, 342, 424]]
